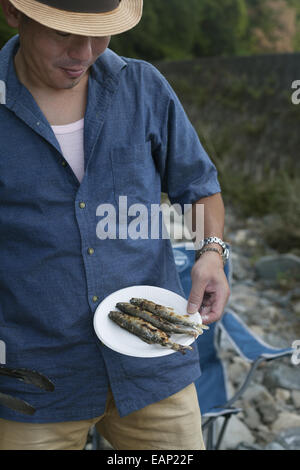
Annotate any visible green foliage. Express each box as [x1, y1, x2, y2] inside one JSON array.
[[285, 0, 300, 50], [110, 0, 294, 60], [0, 10, 16, 48], [2, 1, 299, 58], [111, 0, 202, 60], [111, 0, 250, 60], [193, 0, 249, 56]]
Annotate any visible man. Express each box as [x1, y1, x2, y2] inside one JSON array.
[[0, 0, 230, 450]]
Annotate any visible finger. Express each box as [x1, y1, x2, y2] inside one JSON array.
[[200, 304, 211, 317], [201, 311, 221, 325], [201, 291, 228, 325], [187, 282, 207, 314]]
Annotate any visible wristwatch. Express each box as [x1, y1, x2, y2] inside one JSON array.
[[195, 237, 229, 265]]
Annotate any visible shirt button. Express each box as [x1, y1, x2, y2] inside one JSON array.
[[92, 296, 99, 303], [61, 160, 67, 167], [87, 247, 95, 255], [79, 202, 86, 209]]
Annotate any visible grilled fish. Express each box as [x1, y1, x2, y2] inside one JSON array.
[[116, 302, 199, 338], [108, 310, 193, 355], [130, 298, 208, 333]]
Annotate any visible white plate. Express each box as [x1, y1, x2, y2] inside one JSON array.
[[93, 285, 202, 358]]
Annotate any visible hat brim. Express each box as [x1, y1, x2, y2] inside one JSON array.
[[9, 0, 143, 36]]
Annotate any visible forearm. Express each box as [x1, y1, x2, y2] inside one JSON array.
[[191, 192, 225, 245], [187, 192, 230, 320]]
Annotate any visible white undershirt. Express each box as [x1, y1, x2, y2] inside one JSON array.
[[52, 118, 85, 183]]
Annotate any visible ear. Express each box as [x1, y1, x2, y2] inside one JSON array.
[[0, 0, 23, 29]]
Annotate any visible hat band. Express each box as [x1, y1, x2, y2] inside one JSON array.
[[34, 0, 120, 14]]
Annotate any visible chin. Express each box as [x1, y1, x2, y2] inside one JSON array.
[[51, 76, 81, 90]]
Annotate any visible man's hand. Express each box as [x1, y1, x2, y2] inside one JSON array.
[[187, 252, 230, 325]]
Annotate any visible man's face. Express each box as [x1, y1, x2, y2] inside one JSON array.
[[17, 15, 111, 90]]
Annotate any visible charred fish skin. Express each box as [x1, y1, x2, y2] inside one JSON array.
[[116, 302, 171, 337], [108, 310, 192, 355], [108, 310, 160, 345], [130, 298, 206, 332], [116, 302, 199, 338]]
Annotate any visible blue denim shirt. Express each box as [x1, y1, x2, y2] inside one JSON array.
[[0, 35, 221, 422]]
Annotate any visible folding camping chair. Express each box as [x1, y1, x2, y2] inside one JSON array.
[[91, 242, 293, 451], [172, 242, 293, 450]]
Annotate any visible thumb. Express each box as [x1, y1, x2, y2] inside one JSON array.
[[187, 283, 206, 314]]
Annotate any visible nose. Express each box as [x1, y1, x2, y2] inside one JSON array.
[[67, 36, 93, 64]]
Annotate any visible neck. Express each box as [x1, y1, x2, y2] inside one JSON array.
[[13, 49, 89, 125]]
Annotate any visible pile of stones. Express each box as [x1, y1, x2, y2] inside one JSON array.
[[217, 206, 300, 450]]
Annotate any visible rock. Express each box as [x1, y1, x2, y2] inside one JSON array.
[[242, 383, 279, 425], [262, 289, 291, 308], [220, 415, 255, 450], [256, 396, 279, 425], [271, 412, 300, 432], [275, 388, 291, 404], [291, 390, 300, 408], [249, 325, 265, 337], [232, 229, 248, 245], [229, 284, 260, 311], [260, 305, 281, 322], [230, 252, 253, 281], [243, 383, 269, 402], [255, 254, 300, 281], [228, 357, 251, 386], [290, 288, 300, 301], [262, 332, 291, 349], [275, 427, 300, 450], [292, 301, 300, 315], [242, 402, 261, 430], [264, 427, 300, 450], [204, 205, 300, 450], [236, 442, 264, 450], [264, 363, 300, 391], [265, 441, 286, 450]]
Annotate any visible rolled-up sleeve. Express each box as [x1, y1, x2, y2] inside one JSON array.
[[149, 67, 221, 209]]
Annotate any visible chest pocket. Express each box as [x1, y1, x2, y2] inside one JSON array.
[[110, 141, 159, 204]]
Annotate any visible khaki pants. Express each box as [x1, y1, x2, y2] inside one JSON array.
[[0, 383, 205, 450]]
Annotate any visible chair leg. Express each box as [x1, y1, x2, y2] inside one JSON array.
[[215, 415, 231, 450], [206, 420, 215, 450], [91, 426, 101, 450]]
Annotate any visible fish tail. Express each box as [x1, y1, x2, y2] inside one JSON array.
[[168, 342, 193, 355]]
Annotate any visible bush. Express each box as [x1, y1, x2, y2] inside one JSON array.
[[0, 10, 16, 48]]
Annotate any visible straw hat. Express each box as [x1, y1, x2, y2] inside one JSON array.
[[8, 0, 143, 36]]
